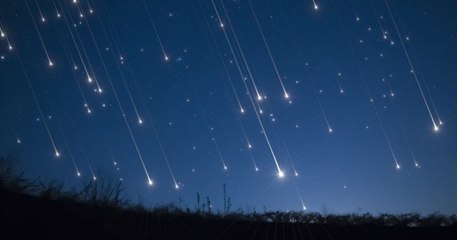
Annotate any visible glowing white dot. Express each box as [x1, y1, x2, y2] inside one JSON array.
[[248, 144, 252, 149], [294, 172, 299, 177], [433, 125, 439, 132], [17, 139, 21, 144], [164, 55, 169, 61], [415, 162, 420, 168], [257, 95, 262, 101], [148, 179, 154, 186], [396, 164, 401, 170], [57, 13, 61, 18], [138, 118, 143, 124], [328, 128, 333, 133], [55, 151, 60, 157], [439, 121, 443, 126], [284, 92, 289, 99], [255, 167, 259, 172], [93, 176, 97, 181], [278, 170, 285, 178], [314, 4, 319, 10], [77, 172, 81, 177], [41, 17, 46, 22], [49, 61, 53, 67], [175, 184, 179, 189], [240, 108, 245, 113], [8, 45, 12, 50], [223, 165, 228, 171]]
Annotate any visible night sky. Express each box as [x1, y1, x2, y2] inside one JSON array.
[[1, 0, 456, 215]]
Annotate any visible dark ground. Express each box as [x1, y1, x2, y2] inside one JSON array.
[[1, 189, 456, 240]]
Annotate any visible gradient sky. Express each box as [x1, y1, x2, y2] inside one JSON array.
[[1, 0, 456, 215]]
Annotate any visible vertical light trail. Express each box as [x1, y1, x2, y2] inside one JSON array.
[[61, 2, 103, 93], [210, 0, 224, 28], [292, 180, 307, 210], [332, 0, 400, 169], [51, 11, 92, 114], [98, 3, 179, 188], [201, 0, 284, 176], [187, 73, 228, 170], [205, 16, 245, 113], [213, 0, 262, 101], [143, 0, 169, 61], [26, 0, 53, 67], [67, 11, 103, 93], [148, 112, 180, 189], [34, 0, 46, 22], [305, 67, 333, 133], [385, 0, 439, 132], [373, 102, 401, 169], [2, 106, 21, 144], [238, 117, 259, 171], [81, 5, 153, 185], [393, 3, 443, 127], [15, 50, 59, 157], [97, 8, 144, 125], [58, 0, 93, 85], [284, 5, 334, 131], [349, 0, 360, 21], [0, 18, 13, 50], [53, 109, 82, 176], [327, 60, 345, 94], [370, 0, 388, 40], [50, 0, 62, 18], [312, 0, 319, 10], [75, 132, 96, 180], [248, 0, 290, 100]]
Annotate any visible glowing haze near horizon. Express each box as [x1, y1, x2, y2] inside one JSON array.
[[1, 0, 456, 214]]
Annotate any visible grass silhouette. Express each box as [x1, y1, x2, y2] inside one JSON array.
[[1, 156, 456, 239]]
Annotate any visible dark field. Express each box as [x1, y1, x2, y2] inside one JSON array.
[[1, 188, 456, 240]]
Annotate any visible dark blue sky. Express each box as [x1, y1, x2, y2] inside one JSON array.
[[1, 0, 456, 214]]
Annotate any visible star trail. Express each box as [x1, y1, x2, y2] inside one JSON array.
[[0, 0, 456, 214]]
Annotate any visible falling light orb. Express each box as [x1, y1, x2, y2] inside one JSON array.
[[278, 170, 285, 178], [77, 172, 81, 177], [175, 184, 179, 189], [55, 151, 60, 157], [148, 179, 154, 186], [433, 125, 439, 132], [396, 164, 401, 170]]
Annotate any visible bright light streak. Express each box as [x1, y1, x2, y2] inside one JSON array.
[[278, 170, 285, 178]]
